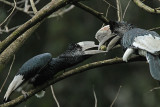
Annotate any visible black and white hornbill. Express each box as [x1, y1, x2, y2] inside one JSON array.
[[3, 41, 105, 102], [95, 21, 160, 81]]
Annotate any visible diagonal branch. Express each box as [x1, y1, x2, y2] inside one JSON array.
[[0, 55, 145, 107], [30, 0, 38, 14], [74, 2, 109, 24], [132, 0, 160, 14], [0, 0, 81, 54], [0, 20, 43, 72]]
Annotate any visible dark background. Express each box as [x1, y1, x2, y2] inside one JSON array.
[[0, 0, 160, 106]]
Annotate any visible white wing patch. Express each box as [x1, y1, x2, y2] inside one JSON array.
[[133, 34, 160, 54]]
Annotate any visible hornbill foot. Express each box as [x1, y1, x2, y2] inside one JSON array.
[[21, 90, 28, 99], [3, 98, 11, 103]]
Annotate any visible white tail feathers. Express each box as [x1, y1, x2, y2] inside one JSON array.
[[3, 75, 24, 102]]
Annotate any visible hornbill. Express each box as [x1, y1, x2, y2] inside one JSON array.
[[3, 41, 105, 102], [95, 21, 160, 81]]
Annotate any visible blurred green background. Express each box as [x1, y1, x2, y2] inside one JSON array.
[[0, 0, 160, 107]]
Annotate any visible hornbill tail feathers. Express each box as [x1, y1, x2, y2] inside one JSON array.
[[146, 53, 160, 81], [3, 75, 24, 102]]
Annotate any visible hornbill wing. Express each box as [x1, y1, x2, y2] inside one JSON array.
[[3, 53, 52, 102], [133, 34, 160, 54], [122, 28, 160, 54], [18, 53, 52, 77], [146, 53, 160, 80]]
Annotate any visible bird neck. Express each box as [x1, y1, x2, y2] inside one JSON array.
[[49, 55, 90, 72], [109, 21, 134, 37]]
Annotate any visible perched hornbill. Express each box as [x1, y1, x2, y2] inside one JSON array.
[[3, 41, 105, 102], [95, 21, 160, 81]]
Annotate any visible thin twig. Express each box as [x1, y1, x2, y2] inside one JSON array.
[[119, 0, 123, 21], [105, 5, 110, 19], [149, 87, 160, 92], [24, 0, 30, 12], [16, 0, 25, 4], [30, 0, 38, 14], [148, 26, 160, 31], [0, 0, 33, 16], [74, 2, 109, 24], [110, 85, 122, 107], [48, 5, 75, 18], [0, 0, 16, 26], [103, 0, 117, 9], [0, 25, 21, 34], [122, 0, 131, 20], [50, 85, 60, 107], [102, 3, 110, 27], [116, 0, 122, 21], [133, 0, 160, 14], [35, 0, 40, 4], [0, 55, 15, 93], [93, 87, 97, 107]]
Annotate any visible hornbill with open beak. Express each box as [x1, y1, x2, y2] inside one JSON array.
[[3, 41, 105, 102], [95, 21, 160, 81]]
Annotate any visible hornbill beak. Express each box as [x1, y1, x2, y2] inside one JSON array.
[[95, 25, 120, 51], [77, 41, 106, 55]]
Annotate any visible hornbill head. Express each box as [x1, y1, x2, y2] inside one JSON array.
[[57, 41, 106, 67], [95, 21, 134, 52], [62, 41, 106, 57]]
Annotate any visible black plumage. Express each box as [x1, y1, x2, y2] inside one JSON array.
[[95, 21, 160, 81], [3, 41, 105, 102]]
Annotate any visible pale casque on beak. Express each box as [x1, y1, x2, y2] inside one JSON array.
[[95, 25, 120, 51]]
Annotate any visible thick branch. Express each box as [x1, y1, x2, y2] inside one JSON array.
[[74, 2, 109, 24], [0, 20, 43, 71], [0, 0, 79, 54], [132, 0, 160, 14], [0, 56, 145, 107]]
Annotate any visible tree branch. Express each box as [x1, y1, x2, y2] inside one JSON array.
[[0, 0, 33, 16], [30, 0, 38, 14], [116, 0, 122, 21], [74, 2, 109, 24], [0, 20, 43, 71], [0, 0, 80, 54], [132, 0, 160, 14], [0, 0, 83, 72], [0, 0, 16, 26], [0, 55, 145, 107]]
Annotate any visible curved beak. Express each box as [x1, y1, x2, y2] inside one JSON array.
[[77, 41, 106, 55], [98, 34, 116, 50], [106, 35, 121, 51], [95, 25, 120, 51]]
